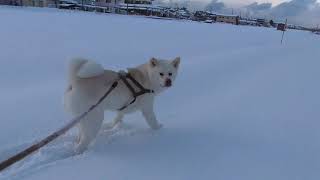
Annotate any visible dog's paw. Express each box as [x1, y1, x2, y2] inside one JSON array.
[[73, 144, 88, 155]]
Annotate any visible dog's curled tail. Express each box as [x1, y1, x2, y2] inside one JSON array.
[[64, 58, 104, 113], [68, 58, 104, 83]]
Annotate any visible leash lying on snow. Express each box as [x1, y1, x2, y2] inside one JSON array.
[[0, 82, 118, 172], [0, 72, 154, 172]]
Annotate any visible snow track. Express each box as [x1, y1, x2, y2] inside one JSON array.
[[0, 124, 148, 180]]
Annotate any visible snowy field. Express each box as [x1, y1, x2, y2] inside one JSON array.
[[0, 6, 320, 180]]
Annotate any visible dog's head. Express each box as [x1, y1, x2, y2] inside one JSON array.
[[147, 57, 180, 92]]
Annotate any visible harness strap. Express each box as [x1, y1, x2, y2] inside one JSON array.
[[118, 72, 154, 111], [126, 74, 153, 93], [119, 74, 136, 97]]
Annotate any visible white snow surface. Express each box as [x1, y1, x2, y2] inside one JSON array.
[[0, 6, 320, 180]]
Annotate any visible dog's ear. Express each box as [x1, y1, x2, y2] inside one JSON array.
[[150, 57, 158, 67], [128, 68, 145, 83], [172, 57, 180, 69]]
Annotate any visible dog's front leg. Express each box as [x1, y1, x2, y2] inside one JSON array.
[[141, 103, 162, 130]]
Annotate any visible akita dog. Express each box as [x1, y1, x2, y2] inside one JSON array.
[[64, 57, 180, 153]]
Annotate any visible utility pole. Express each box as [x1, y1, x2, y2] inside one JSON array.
[[126, 1, 128, 15], [82, 0, 84, 10], [281, 18, 288, 44]]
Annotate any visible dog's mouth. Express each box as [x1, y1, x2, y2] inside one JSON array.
[[161, 84, 171, 88], [160, 79, 172, 88]]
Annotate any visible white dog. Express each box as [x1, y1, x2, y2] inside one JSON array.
[[64, 57, 180, 153]]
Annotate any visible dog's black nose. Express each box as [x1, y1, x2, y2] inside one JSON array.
[[165, 79, 172, 87]]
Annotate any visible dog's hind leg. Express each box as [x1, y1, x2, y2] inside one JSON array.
[[75, 107, 104, 154]]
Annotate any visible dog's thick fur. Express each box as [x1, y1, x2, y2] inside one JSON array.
[[64, 57, 180, 153]]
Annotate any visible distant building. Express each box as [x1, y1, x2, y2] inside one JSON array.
[[0, 0, 74, 7], [175, 8, 191, 19], [95, 0, 152, 8], [277, 23, 286, 31], [124, 0, 151, 4], [94, 0, 117, 10], [256, 18, 265, 25], [192, 11, 216, 22], [118, 0, 166, 16], [0, 0, 22, 6], [216, 14, 239, 25], [95, 0, 156, 14], [21, 0, 45, 7], [0, 0, 57, 7], [256, 18, 270, 27]]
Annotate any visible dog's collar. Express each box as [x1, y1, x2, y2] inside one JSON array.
[[118, 71, 154, 111]]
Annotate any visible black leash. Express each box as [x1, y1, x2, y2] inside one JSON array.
[[0, 71, 154, 172], [0, 81, 118, 172]]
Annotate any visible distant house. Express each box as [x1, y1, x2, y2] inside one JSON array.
[[22, 0, 45, 7], [124, 0, 151, 4], [277, 23, 286, 31], [13, 0, 57, 7], [117, 0, 172, 17], [256, 18, 265, 25], [175, 8, 191, 19], [95, 0, 120, 12], [1, 0, 58, 7], [255, 18, 270, 27], [192, 11, 216, 22], [0, 0, 21, 5], [216, 14, 239, 25], [95, 0, 157, 14]]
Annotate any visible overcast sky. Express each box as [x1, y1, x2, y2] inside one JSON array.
[[218, 0, 287, 7], [196, 0, 320, 27], [217, 0, 320, 6], [157, 0, 320, 26]]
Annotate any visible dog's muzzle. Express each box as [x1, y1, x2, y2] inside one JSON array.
[[165, 79, 172, 87]]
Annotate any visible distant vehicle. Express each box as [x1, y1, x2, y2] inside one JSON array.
[[313, 31, 320, 35], [58, 0, 80, 9], [204, 19, 213, 23]]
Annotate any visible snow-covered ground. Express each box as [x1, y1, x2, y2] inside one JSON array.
[[0, 6, 320, 180]]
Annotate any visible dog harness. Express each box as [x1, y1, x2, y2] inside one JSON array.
[[118, 71, 154, 111]]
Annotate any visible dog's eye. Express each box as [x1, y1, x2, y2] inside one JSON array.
[[159, 73, 164, 76], [168, 72, 172, 76]]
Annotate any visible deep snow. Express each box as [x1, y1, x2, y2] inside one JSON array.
[[0, 6, 320, 180]]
